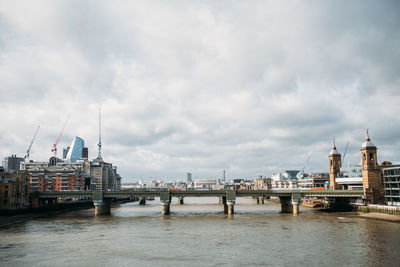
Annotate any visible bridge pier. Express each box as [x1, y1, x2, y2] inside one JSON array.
[[258, 197, 264, 204], [279, 196, 293, 213], [138, 197, 146, 205], [227, 201, 235, 215], [161, 202, 170, 215], [94, 201, 111, 216], [178, 197, 184, 205], [292, 200, 299, 215]]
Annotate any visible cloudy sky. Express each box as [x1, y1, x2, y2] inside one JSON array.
[[0, 1, 399, 181]]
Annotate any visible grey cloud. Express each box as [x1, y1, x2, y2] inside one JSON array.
[[0, 1, 399, 180]]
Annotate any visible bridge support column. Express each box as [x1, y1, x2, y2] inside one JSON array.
[[178, 197, 184, 205], [227, 201, 235, 215], [94, 201, 111, 216], [259, 197, 264, 204], [161, 202, 170, 215], [138, 197, 146, 205], [279, 197, 292, 213], [292, 200, 299, 215]]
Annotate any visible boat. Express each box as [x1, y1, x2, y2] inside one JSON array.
[[302, 198, 322, 208]]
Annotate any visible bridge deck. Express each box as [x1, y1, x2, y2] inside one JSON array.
[[36, 189, 364, 199]]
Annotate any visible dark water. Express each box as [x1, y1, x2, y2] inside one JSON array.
[[1, 197, 400, 267]]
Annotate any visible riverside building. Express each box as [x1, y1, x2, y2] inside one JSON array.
[[20, 159, 89, 191], [0, 171, 30, 212], [382, 165, 400, 206]]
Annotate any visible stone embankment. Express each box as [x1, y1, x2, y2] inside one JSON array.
[[356, 204, 400, 222]]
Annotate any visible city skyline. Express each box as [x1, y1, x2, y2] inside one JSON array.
[[1, 1, 400, 181]]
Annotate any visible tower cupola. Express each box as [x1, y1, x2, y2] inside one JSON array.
[[361, 130, 376, 148]]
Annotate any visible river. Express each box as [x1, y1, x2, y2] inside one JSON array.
[[1, 197, 400, 266]]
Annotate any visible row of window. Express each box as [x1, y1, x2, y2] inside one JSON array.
[[383, 169, 400, 176]]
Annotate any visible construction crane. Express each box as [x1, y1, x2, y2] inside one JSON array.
[[24, 125, 40, 159], [297, 154, 311, 179], [342, 141, 349, 164], [51, 114, 71, 158]]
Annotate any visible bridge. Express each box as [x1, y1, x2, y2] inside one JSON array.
[[34, 189, 364, 216]]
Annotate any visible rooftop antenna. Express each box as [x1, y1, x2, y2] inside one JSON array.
[[97, 106, 102, 160]]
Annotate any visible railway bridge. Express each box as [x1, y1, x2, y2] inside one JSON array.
[[34, 189, 364, 216]]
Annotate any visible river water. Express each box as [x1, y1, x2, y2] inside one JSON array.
[[1, 197, 400, 266]]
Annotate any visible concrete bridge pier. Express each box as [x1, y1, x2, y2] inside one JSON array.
[[227, 201, 235, 215], [178, 197, 184, 205], [138, 197, 146, 205], [94, 201, 111, 216], [258, 197, 264, 204], [292, 200, 299, 215], [279, 196, 293, 213], [161, 202, 170, 215]]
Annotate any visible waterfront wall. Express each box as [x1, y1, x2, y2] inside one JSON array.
[[0, 201, 94, 216], [357, 204, 400, 216]]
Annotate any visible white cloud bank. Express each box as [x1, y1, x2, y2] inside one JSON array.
[[0, 1, 399, 181]]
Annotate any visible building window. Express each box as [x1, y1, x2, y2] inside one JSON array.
[[369, 153, 374, 161]]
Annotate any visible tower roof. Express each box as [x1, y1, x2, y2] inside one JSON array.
[[329, 140, 340, 155], [361, 130, 376, 148], [329, 145, 340, 155]]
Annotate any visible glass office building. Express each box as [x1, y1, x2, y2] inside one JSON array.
[[66, 136, 85, 162]]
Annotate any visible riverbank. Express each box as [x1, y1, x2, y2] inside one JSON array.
[[0, 198, 135, 228], [354, 212, 400, 223]]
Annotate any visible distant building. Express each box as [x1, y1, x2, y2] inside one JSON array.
[[271, 170, 300, 189], [63, 147, 70, 159], [2, 155, 24, 173], [254, 176, 271, 190], [194, 178, 220, 189], [382, 165, 400, 206], [65, 136, 88, 162], [335, 164, 363, 190], [90, 159, 121, 191], [186, 173, 192, 183], [298, 173, 329, 189]]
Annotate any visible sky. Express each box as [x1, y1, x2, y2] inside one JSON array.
[[0, 1, 399, 182]]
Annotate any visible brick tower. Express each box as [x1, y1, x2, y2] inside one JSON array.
[[328, 142, 341, 190], [360, 130, 384, 203]]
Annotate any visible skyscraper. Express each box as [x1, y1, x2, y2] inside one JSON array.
[[187, 173, 192, 183], [65, 136, 85, 162]]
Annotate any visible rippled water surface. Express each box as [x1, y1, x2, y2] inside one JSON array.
[[1, 197, 400, 266]]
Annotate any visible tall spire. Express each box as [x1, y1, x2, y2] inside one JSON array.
[[365, 128, 370, 141], [97, 106, 102, 160]]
